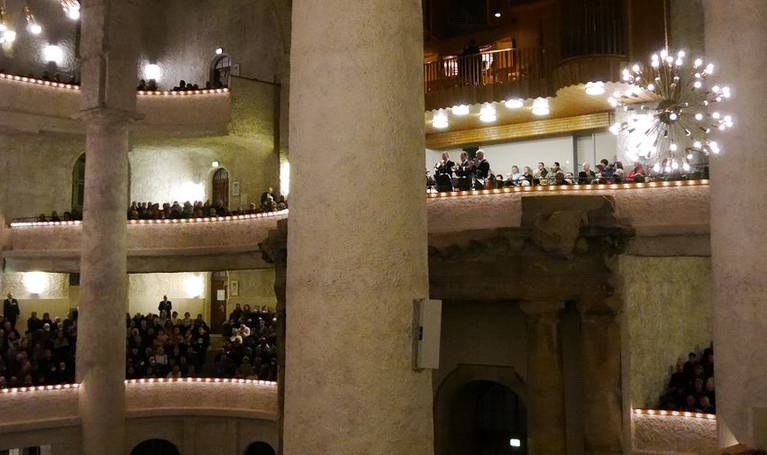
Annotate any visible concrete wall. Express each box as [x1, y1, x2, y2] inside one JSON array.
[[621, 256, 713, 409]]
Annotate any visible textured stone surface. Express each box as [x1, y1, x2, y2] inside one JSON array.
[[284, 1, 433, 453], [706, 0, 767, 447], [520, 301, 567, 454], [426, 186, 709, 234], [0, 383, 278, 453], [632, 414, 717, 454], [621, 256, 713, 408]]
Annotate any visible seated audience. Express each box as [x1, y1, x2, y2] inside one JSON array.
[[659, 344, 715, 413]]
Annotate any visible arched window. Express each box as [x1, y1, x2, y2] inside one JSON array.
[[130, 439, 180, 455], [212, 168, 230, 210], [244, 441, 276, 455], [72, 154, 86, 213], [210, 55, 232, 88]]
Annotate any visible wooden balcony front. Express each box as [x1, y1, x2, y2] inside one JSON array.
[[424, 48, 554, 111]]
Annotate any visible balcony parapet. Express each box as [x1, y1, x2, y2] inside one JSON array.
[[424, 48, 553, 111], [0, 72, 231, 137]]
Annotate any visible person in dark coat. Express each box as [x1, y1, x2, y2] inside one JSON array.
[[434, 152, 455, 193], [3, 293, 20, 328], [158, 295, 173, 319], [472, 150, 491, 189]]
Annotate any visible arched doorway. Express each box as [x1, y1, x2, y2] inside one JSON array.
[[210, 54, 232, 88], [459, 380, 527, 454], [72, 154, 86, 213], [435, 365, 528, 455], [130, 439, 180, 455], [212, 168, 230, 210], [244, 441, 276, 455]]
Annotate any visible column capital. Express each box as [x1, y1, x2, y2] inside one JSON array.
[[519, 300, 563, 318]]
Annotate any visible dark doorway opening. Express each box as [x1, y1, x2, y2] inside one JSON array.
[[130, 439, 180, 455], [244, 441, 276, 455]]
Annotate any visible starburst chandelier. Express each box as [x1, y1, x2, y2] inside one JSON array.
[[608, 49, 733, 174]]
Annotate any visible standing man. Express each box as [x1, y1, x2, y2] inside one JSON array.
[[3, 293, 20, 329], [158, 295, 173, 319], [473, 150, 491, 189]]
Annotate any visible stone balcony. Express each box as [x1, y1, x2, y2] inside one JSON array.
[[2, 182, 710, 274], [0, 72, 231, 137], [0, 379, 278, 454]]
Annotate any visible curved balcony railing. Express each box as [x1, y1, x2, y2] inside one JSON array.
[[0, 72, 231, 137], [424, 48, 553, 111]]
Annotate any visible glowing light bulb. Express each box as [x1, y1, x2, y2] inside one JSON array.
[[585, 81, 605, 96], [65, 6, 80, 20], [705, 63, 715, 74], [531, 98, 550, 116], [432, 110, 449, 129], [632, 64, 640, 73], [28, 23, 42, 35], [693, 141, 702, 149], [504, 98, 524, 109], [694, 58, 703, 68], [671, 160, 679, 170], [712, 112, 721, 119], [670, 143, 678, 151], [693, 80, 702, 89], [653, 163, 661, 173], [451, 105, 470, 116], [647, 83, 655, 91], [2, 30, 16, 43], [709, 141, 720, 154], [42, 45, 64, 65], [479, 104, 497, 123], [669, 113, 678, 121], [695, 113, 704, 121], [677, 50, 686, 58], [683, 162, 691, 172]]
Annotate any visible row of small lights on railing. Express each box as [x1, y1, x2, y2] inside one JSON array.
[[9, 180, 709, 227], [432, 98, 550, 129], [633, 408, 716, 420], [0, 378, 277, 394], [0, 73, 230, 97], [10, 209, 288, 228], [426, 179, 709, 198]]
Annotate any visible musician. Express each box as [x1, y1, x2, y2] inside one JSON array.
[[455, 152, 473, 191], [434, 152, 455, 193], [472, 150, 490, 189]]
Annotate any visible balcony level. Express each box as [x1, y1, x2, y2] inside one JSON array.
[[0, 72, 231, 137], [2, 183, 710, 274]]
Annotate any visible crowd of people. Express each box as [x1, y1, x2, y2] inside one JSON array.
[[0, 292, 279, 388], [28, 188, 287, 223], [427, 151, 705, 192], [0, 294, 78, 389], [136, 77, 228, 92], [658, 344, 716, 413], [212, 303, 278, 381], [128, 299, 277, 381]]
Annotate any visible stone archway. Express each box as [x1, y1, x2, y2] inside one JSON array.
[[434, 364, 527, 455]]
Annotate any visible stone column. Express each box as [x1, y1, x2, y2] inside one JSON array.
[[520, 301, 566, 455], [578, 298, 622, 454], [705, 1, 767, 448], [75, 1, 138, 454], [284, 1, 433, 454]]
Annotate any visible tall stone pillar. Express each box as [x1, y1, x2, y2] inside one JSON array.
[[75, 1, 138, 454], [705, 1, 767, 448], [520, 301, 566, 455], [284, 1, 433, 454], [578, 298, 623, 455]]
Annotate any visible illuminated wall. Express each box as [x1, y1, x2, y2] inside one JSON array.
[[621, 256, 714, 408]]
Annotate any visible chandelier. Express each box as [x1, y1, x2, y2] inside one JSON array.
[[608, 49, 733, 174], [0, 0, 80, 45]]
